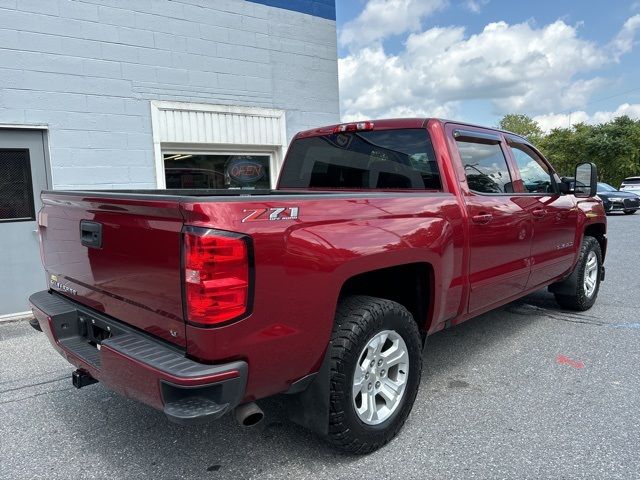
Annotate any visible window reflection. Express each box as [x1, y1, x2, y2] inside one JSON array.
[[457, 141, 513, 194], [164, 154, 271, 189]]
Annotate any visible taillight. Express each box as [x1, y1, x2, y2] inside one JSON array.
[[183, 227, 251, 327]]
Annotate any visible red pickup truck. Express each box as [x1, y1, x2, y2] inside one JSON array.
[[30, 119, 606, 453]]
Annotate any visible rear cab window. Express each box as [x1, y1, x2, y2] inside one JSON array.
[[279, 129, 441, 190]]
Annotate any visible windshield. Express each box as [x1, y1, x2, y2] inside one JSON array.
[[279, 129, 441, 190], [597, 182, 616, 192]]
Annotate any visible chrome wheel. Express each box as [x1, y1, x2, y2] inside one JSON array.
[[584, 250, 599, 298], [352, 329, 409, 426]]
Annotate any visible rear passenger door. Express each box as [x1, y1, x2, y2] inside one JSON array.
[[505, 138, 578, 287], [447, 126, 532, 313]]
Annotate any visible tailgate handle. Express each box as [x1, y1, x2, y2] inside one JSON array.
[[80, 220, 102, 249]]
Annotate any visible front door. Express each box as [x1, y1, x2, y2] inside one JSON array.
[[505, 139, 578, 287], [448, 126, 532, 314], [0, 129, 49, 317]]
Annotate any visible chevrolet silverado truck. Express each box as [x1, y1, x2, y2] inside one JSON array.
[[29, 119, 606, 454]]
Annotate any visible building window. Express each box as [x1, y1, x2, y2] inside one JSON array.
[[0, 149, 36, 222], [163, 153, 271, 190]]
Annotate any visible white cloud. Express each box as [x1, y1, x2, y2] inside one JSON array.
[[342, 102, 457, 123], [532, 112, 590, 132], [464, 0, 488, 14], [609, 14, 640, 59], [339, 0, 447, 48], [534, 103, 640, 131], [339, 16, 639, 122]]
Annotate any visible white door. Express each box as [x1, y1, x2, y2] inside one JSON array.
[[0, 129, 49, 317]]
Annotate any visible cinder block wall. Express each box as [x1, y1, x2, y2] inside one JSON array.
[[0, 0, 339, 189]]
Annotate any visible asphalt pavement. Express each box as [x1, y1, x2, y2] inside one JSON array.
[[1, 213, 639, 479]]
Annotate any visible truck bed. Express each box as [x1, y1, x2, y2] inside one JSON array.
[[39, 188, 453, 349]]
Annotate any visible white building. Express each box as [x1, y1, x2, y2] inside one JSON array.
[[0, 0, 339, 317]]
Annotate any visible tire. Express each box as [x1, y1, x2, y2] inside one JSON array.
[[554, 236, 602, 311], [623, 209, 637, 215], [326, 295, 422, 454]]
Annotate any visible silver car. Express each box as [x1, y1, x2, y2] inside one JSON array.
[[620, 176, 640, 195]]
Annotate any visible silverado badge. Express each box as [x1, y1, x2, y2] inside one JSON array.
[[50, 274, 78, 296]]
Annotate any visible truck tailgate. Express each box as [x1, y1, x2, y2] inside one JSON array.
[[39, 192, 187, 347]]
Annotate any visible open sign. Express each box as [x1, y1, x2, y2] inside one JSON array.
[[226, 158, 266, 184]]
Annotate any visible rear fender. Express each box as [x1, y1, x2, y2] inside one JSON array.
[[282, 215, 458, 433]]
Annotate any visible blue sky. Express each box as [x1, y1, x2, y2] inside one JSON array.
[[335, 0, 640, 130]]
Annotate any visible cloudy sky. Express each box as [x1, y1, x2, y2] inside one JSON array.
[[335, 0, 640, 130]]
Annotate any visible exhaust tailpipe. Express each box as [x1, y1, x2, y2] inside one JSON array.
[[234, 402, 264, 428]]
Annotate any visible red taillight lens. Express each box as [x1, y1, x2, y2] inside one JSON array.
[[184, 228, 250, 326]]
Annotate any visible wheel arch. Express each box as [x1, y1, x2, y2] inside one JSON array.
[[584, 222, 607, 261], [337, 262, 435, 341], [284, 263, 434, 438]]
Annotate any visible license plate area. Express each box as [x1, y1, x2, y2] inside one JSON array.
[[49, 304, 128, 367], [78, 314, 113, 349]]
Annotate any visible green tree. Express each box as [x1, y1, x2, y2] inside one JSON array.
[[537, 126, 581, 178], [500, 113, 640, 186], [497, 114, 544, 145], [582, 116, 640, 187]]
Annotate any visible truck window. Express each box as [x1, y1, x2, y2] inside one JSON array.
[[456, 140, 514, 194], [279, 129, 441, 190], [509, 144, 557, 194]]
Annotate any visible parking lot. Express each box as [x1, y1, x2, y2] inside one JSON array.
[[1, 213, 639, 479]]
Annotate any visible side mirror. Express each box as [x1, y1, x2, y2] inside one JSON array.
[[574, 162, 597, 198]]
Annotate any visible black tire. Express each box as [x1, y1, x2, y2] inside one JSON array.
[[554, 236, 602, 311], [326, 295, 422, 454], [623, 209, 637, 215]]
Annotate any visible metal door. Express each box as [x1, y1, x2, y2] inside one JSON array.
[[504, 139, 579, 288], [0, 129, 49, 317]]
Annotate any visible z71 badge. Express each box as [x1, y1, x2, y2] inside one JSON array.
[[242, 207, 299, 223]]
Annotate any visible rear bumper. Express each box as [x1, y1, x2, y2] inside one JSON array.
[[29, 290, 247, 425]]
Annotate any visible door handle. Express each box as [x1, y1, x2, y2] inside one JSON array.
[[471, 213, 493, 225], [532, 208, 547, 218]]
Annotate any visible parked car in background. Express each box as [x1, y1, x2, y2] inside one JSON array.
[[597, 182, 640, 214], [620, 176, 640, 195]]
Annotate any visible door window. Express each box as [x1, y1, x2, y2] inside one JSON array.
[[456, 140, 514, 194], [509, 144, 557, 194], [0, 149, 35, 222]]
